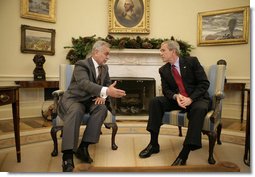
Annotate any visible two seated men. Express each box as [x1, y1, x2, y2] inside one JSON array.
[[59, 40, 210, 172]]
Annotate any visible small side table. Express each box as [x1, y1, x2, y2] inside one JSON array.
[[0, 84, 21, 162], [243, 88, 250, 166], [15, 80, 59, 88]]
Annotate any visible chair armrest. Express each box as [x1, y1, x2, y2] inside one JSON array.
[[51, 89, 64, 120], [210, 91, 224, 123], [52, 90, 65, 97]]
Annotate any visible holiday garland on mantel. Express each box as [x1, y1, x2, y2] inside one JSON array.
[[64, 35, 193, 64]]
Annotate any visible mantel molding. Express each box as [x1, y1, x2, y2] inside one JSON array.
[[110, 48, 160, 54], [108, 49, 163, 66]]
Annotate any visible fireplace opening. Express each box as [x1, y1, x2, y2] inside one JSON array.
[[111, 77, 156, 116]]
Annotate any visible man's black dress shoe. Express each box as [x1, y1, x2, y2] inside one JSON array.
[[139, 144, 160, 158], [75, 147, 93, 163], [171, 157, 186, 166], [62, 159, 74, 172]]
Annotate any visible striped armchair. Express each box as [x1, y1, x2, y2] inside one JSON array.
[[162, 59, 227, 164], [50, 64, 118, 157]]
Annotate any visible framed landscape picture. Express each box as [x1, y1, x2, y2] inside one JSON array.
[[108, 0, 150, 34], [20, 0, 56, 23], [21, 25, 55, 55], [197, 6, 249, 46]]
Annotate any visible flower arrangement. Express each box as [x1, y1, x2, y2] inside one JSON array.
[[64, 35, 193, 64]]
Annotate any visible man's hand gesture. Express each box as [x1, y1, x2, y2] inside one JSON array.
[[106, 81, 126, 98]]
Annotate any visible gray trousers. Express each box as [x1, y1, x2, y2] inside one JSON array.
[[61, 102, 108, 152]]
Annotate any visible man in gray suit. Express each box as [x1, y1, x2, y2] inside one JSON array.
[[58, 40, 126, 172]]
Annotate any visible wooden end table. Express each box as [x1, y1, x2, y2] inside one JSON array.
[[0, 84, 21, 162]]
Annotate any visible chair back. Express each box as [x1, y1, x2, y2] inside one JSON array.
[[204, 60, 226, 109], [59, 64, 75, 91]]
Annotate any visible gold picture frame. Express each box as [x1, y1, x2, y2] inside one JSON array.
[[108, 0, 150, 34], [21, 25, 56, 55], [197, 6, 249, 46], [20, 0, 56, 23]]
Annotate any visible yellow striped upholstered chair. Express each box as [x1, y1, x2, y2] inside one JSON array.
[[162, 59, 227, 164], [50, 64, 118, 157]]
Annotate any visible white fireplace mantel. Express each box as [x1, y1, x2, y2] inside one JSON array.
[[110, 48, 160, 54], [108, 49, 163, 66], [108, 49, 164, 96]]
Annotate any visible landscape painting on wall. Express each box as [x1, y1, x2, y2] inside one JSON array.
[[20, 0, 56, 23], [197, 6, 249, 46], [21, 25, 55, 55]]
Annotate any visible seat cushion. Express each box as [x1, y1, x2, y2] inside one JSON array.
[[52, 111, 116, 127], [162, 110, 219, 132]]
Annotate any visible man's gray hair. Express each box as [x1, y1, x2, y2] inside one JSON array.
[[92, 40, 111, 53], [162, 40, 180, 56]]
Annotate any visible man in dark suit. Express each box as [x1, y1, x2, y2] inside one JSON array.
[[58, 40, 126, 172], [139, 40, 210, 166]]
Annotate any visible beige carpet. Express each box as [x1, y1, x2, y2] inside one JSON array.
[[0, 133, 250, 173]]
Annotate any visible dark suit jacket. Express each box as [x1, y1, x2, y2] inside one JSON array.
[[58, 58, 111, 117], [159, 56, 210, 102]]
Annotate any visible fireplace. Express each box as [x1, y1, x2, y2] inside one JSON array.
[[111, 77, 156, 116], [107, 49, 163, 119]]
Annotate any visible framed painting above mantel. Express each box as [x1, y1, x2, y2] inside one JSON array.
[[20, 0, 56, 23], [197, 6, 249, 46], [108, 0, 150, 34]]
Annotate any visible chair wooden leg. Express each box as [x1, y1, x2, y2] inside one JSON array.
[[178, 126, 182, 136], [111, 123, 118, 150], [204, 131, 217, 164], [50, 126, 63, 157], [104, 123, 118, 150], [216, 123, 222, 145]]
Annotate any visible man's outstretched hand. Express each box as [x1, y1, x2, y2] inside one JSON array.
[[107, 81, 126, 98]]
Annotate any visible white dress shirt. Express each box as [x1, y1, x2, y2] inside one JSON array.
[[92, 58, 108, 99]]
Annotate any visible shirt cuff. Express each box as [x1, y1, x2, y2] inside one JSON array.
[[173, 94, 177, 100], [100, 87, 108, 99]]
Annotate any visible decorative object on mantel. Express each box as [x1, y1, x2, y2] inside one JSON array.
[[33, 54, 46, 81], [64, 35, 193, 64]]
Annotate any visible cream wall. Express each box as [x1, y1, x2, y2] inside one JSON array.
[[0, 0, 250, 81], [151, 0, 250, 83], [0, 0, 251, 120]]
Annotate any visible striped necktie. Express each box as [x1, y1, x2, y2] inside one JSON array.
[[97, 65, 103, 84]]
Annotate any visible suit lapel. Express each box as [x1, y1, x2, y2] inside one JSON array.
[[165, 63, 176, 83], [179, 58, 187, 79], [88, 58, 97, 82]]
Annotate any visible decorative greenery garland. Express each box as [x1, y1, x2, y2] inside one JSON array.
[[64, 35, 193, 64]]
